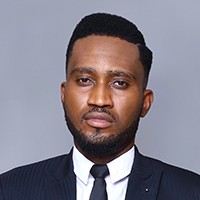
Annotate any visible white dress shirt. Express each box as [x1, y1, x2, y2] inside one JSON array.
[[73, 145, 135, 200]]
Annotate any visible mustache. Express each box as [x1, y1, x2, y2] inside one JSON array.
[[82, 106, 115, 121]]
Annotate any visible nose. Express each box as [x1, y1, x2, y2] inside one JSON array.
[[87, 84, 113, 108]]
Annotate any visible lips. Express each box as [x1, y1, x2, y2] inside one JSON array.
[[83, 112, 114, 129]]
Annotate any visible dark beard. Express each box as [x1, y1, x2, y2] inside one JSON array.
[[64, 107, 140, 158]]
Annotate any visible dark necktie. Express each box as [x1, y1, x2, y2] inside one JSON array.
[[89, 164, 109, 200]]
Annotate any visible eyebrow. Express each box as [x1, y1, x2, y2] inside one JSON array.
[[69, 66, 136, 80], [107, 70, 136, 80], [69, 67, 96, 75]]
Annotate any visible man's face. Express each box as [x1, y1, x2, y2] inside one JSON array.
[[61, 35, 153, 160]]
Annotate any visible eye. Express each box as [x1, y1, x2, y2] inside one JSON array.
[[76, 77, 93, 86], [112, 80, 129, 89], [79, 78, 90, 83]]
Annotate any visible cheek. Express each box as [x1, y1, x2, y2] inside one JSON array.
[[64, 88, 88, 119], [114, 95, 142, 125]]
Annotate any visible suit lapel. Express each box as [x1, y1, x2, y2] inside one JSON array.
[[44, 149, 76, 200], [125, 147, 163, 200]]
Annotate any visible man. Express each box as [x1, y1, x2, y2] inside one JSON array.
[[0, 13, 199, 200]]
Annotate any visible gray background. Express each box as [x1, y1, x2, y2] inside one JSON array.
[[0, 0, 200, 174]]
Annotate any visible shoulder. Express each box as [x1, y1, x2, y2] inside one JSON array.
[[148, 154, 199, 178], [135, 147, 200, 179], [133, 149, 200, 199], [0, 153, 73, 199], [141, 152, 200, 190], [0, 152, 75, 200], [0, 153, 69, 184]]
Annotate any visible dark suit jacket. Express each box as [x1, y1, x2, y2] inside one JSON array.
[[0, 147, 200, 200]]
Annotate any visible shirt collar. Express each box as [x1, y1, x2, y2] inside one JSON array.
[[107, 146, 135, 183], [72, 145, 135, 185], [73, 146, 94, 185]]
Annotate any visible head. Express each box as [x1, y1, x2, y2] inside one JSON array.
[[66, 13, 153, 88], [61, 13, 154, 163]]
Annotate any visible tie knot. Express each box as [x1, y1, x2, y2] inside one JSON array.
[[90, 164, 109, 178]]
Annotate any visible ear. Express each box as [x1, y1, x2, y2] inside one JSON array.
[[61, 82, 66, 103], [140, 89, 154, 117]]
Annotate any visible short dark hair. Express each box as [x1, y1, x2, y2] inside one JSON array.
[[66, 13, 153, 86]]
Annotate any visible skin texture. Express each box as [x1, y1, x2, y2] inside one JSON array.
[[61, 35, 153, 164]]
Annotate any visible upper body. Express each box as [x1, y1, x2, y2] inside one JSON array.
[[0, 146, 200, 200], [1, 13, 199, 199]]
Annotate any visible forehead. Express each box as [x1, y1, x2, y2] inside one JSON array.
[[67, 35, 143, 76]]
